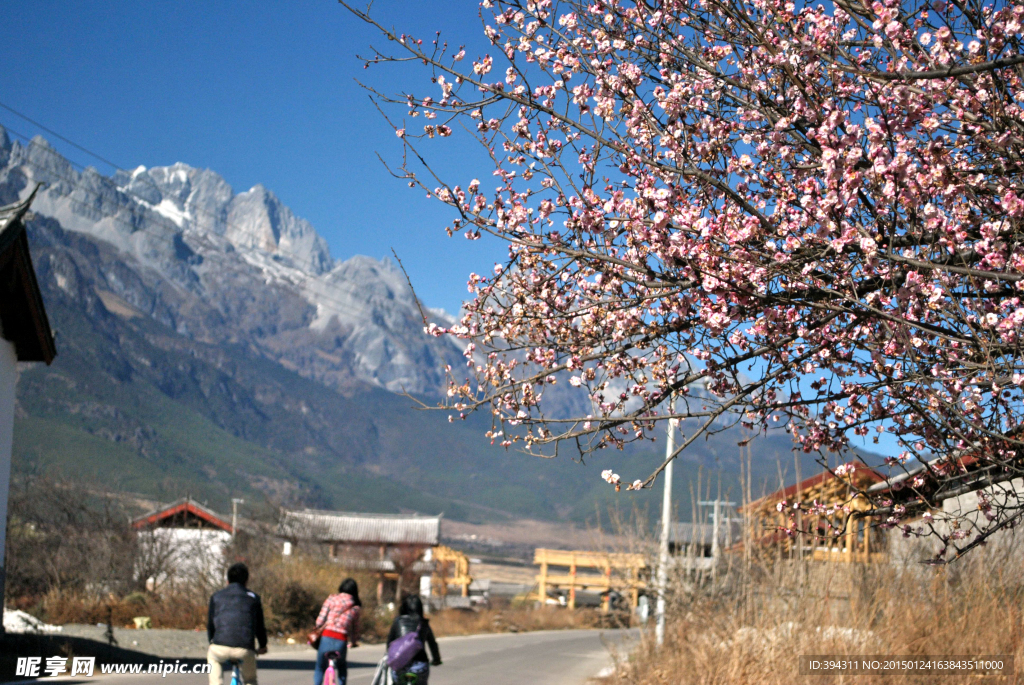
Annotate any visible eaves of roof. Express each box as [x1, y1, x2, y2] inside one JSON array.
[[132, 497, 234, 533], [0, 187, 56, 364]]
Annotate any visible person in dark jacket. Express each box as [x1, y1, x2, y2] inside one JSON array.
[[207, 563, 268, 685], [386, 596, 440, 684]]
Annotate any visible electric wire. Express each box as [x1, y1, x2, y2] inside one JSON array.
[[0, 118, 455, 328], [0, 99, 123, 172]]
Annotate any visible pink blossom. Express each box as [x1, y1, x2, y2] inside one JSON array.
[[348, 0, 1024, 561]]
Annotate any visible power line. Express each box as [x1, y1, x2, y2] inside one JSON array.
[[0, 100, 123, 172], [0, 122, 456, 329], [2, 123, 94, 175], [0, 117, 323, 270]]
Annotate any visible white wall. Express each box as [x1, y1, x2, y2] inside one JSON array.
[[0, 338, 18, 606], [138, 527, 232, 592]]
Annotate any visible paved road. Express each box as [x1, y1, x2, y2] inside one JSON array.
[[75, 630, 636, 685]]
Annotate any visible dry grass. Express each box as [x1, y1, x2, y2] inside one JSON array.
[[613, 552, 1024, 685], [429, 604, 608, 637], [248, 554, 389, 640], [27, 554, 388, 637], [22, 551, 618, 642], [35, 590, 208, 630]]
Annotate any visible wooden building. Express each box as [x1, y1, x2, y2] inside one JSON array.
[[431, 545, 472, 598], [745, 462, 889, 563], [0, 192, 55, 614]]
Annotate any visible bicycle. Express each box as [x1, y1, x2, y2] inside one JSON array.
[[323, 650, 343, 685]]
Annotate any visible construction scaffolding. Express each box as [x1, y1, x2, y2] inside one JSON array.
[[745, 463, 888, 564], [533, 548, 647, 612], [431, 545, 472, 597]]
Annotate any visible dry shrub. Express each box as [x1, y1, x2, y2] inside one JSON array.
[[38, 590, 207, 630], [429, 605, 602, 637], [613, 548, 1024, 685], [22, 551, 391, 635], [243, 552, 386, 639], [10, 506, 387, 635], [6, 476, 140, 602]]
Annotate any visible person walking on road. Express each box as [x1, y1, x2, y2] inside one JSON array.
[[207, 562, 268, 685], [386, 596, 441, 685], [313, 578, 362, 685]]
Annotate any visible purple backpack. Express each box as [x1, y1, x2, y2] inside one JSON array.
[[387, 626, 423, 671]]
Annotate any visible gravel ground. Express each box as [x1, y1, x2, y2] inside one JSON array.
[[57, 625, 311, 659]]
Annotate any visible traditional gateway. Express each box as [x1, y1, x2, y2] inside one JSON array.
[[533, 548, 646, 612]]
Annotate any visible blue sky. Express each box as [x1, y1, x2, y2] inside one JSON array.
[[1, 1, 902, 458], [0, 0, 501, 314]]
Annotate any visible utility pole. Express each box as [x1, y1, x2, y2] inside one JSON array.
[[656, 404, 677, 647], [698, 500, 737, 577], [231, 498, 244, 540]]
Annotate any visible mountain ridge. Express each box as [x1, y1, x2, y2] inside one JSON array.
[[1, 127, 461, 396], [1, 128, 863, 526]]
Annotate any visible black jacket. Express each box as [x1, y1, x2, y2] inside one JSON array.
[[207, 583, 268, 650], [386, 614, 440, 666]]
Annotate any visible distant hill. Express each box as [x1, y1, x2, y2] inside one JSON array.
[[1, 128, 868, 526]]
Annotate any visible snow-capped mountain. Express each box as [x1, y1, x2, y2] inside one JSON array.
[[0, 127, 838, 521], [0, 128, 463, 395]]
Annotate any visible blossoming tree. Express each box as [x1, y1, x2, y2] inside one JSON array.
[[346, 0, 1024, 558]]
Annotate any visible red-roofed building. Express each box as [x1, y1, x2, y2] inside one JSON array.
[[132, 498, 233, 591], [132, 497, 233, 533]]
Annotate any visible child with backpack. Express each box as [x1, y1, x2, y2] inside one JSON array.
[[385, 596, 441, 684]]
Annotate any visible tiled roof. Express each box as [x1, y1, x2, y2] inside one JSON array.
[[281, 509, 441, 545]]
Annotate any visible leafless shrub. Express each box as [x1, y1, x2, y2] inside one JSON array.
[[6, 475, 140, 602]]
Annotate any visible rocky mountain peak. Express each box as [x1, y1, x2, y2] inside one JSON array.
[[111, 161, 333, 275], [0, 127, 11, 168], [0, 126, 465, 396], [225, 182, 333, 275]]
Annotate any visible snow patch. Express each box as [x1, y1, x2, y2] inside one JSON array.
[[4, 609, 63, 634], [156, 199, 190, 226]]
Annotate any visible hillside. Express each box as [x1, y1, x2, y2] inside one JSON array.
[[2, 129, 855, 525]]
